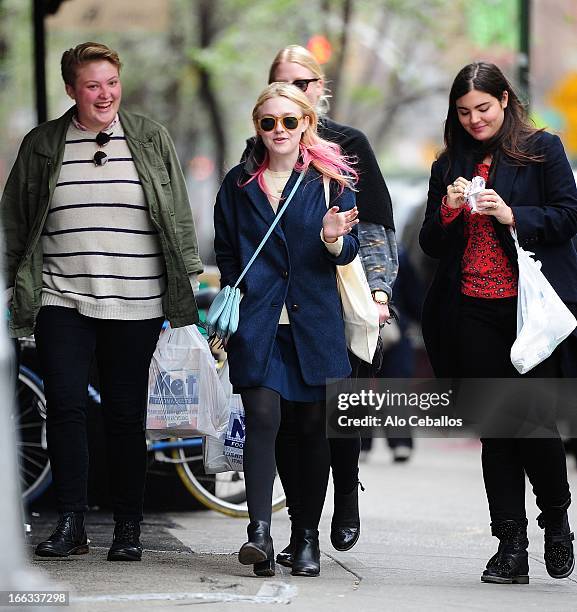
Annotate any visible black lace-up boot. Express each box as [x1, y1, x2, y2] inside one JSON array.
[[481, 519, 529, 584], [238, 520, 275, 577], [35, 512, 89, 557], [330, 481, 364, 551], [537, 510, 575, 579], [107, 520, 142, 561]]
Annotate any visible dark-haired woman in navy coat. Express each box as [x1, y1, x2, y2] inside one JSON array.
[[420, 62, 576, 586]]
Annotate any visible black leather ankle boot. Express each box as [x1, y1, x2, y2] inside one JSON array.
[[330, 482, 363, 551], [238, 520, 275, 577], [291, 528, 320, 577], [537, 510, 575, 579], [481, 519, 529, 584], [35, 512, 89, 557], [107, 520, 143, 561], [276, 528, 297, 568]]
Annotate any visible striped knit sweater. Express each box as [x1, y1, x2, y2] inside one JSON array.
[[41, 121, 166, 320]]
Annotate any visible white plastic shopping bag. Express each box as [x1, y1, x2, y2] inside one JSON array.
[[510, 229, 577, 374], [203, 361, 245, 473], [146, 324, 229, 439]]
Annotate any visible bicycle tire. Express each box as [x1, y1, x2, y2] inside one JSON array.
[[17, 366, 52, 503], [172, 447, 286, 518]]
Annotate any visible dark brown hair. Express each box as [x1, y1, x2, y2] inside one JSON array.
[[442, 62, 543, 166], [61, 42, 122, 87]]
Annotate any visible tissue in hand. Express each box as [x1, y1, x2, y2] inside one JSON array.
[[464, 176, 486, 212]]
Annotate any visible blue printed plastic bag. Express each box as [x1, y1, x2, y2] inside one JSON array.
[[203, 361, 245, 473], [146, 324, 228, 439]]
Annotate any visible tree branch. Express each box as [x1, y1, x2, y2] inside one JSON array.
[[329, 0, 353, 116], [373, 81, 447, 148], [195, 0, 227, 180]]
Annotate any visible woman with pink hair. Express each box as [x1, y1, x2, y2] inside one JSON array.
[[243, 45, 398, 563], [214, 82, 358, 577]]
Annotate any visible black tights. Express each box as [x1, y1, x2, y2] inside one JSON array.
[[276, 403, 360, 526], [240, 388, 330, 528], [276, 352, 367, 525]]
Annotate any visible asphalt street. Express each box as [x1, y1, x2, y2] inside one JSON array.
[[24, 437, 577, 612]]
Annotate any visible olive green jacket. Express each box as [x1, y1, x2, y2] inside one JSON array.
[[1, 107, 202, 337]]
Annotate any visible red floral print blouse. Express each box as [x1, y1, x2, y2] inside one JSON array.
[[440, 163, 517, 298]]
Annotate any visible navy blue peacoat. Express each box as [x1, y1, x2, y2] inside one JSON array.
[[214, 165, 359, 388], [419, 131, 577, 377]]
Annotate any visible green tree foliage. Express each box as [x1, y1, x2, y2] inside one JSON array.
[[0, 0, 34, 182], [0, 0, 512, 183]]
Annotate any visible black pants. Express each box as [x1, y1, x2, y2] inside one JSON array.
[[35, 306, 163, 521], [240, 387, 330, 529], [458, 295, 571, 523]]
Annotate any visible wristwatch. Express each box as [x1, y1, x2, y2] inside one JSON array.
[[372, 290, 389, 305]]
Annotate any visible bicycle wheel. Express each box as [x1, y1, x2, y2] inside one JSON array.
[[173, 444, 286, 518], [16, 366, 51, 503]]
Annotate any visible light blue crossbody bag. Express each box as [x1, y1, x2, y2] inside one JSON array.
[[207, 171, 305, 340]]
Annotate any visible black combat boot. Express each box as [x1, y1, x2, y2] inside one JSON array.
[[291, 528, 320, 577], [238, 520, 275, 577], [330, 481, 364, 551], [481, 519, 529, 584], [35, 512, 89, 557], [537, 510, 575, 579], [107, 520, 143, 561]]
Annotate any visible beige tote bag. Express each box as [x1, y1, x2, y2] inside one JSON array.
[[323, 177, 380, 363]]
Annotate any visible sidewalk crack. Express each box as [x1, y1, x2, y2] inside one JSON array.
[[323, 552, 363, 588]]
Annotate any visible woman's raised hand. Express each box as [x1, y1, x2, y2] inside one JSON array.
[[476, 189, 515, 225], [322, 206, 359, 243], [446, 177, 470, 209]]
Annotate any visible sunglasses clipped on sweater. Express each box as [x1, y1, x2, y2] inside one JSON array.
[[93, 131, 111, 166], [259, 115, 303, 132]]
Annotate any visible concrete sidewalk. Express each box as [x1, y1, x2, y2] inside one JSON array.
[[27, 437, 577, 611]]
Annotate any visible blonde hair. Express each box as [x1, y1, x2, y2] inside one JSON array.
[[268, 45, 330, 115], [61, 42, 122, 87], [247, 83, 356, 192], [252, 82, 318, 140]]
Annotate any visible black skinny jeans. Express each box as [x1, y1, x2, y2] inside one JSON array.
[[240, 387, 330, 529], [458, 295, 571, 523], [35, 306, 163, 522]]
